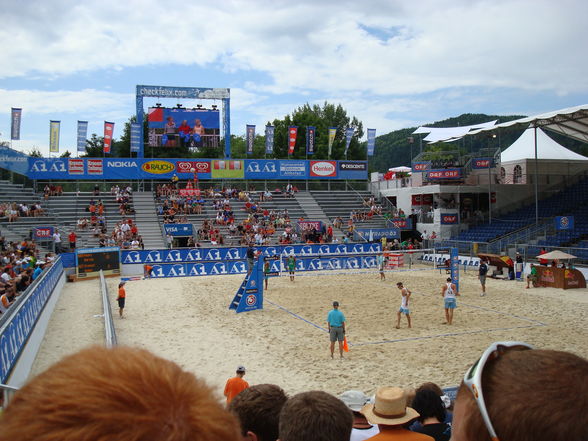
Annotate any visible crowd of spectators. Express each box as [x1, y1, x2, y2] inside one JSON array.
[[43, 184, 63, 199], [0, 202, 44, 221], [0, 238, 54, 317], [4, 342, 585, 441]]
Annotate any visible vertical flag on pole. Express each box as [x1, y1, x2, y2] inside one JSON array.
[[103, 121, 114, 154], [367, 128, 377, 156], [328, 127, 336, 157], [246, 125, 256, 155], [288, 126, 298, 155], [49, 121, 60, 153], [265, 125, 274, 154], [344, 127, 354, 155], [77, 121, 88, 153], [130, 122, 141, 153], [11, 108, 22, 140], [306, 126, 316, 155]]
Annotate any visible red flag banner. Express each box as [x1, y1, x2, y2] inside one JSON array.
[[288, 126, 298, 155], [103, 121, 115, 154]]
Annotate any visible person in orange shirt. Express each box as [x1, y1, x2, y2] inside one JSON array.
[[117, 281, 126, 318], [224, 366, 249, 405]]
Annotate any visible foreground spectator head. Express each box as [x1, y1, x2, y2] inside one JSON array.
[[411, 389, 446, 424], [0, 346, 241, 441], [452, 342, 588, 441], [278, 390, 352, 441], [361, 386, 419, 427], [228, 383, 288, 441]]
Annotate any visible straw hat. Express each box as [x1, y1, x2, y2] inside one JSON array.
[[361, 387, 419, 425]]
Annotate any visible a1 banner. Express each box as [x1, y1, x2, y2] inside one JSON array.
[[246, 125, 255, 155], [265, 125, 274, 154], [49, 120, 60, 153], [344, 127, 354, 155], [288, 126, 298, 155], [328, 127, 336, 157], [130, 122, 141, 153], [367, 128, 376, 156], [77, 121, 88, 153], [11, 108, 22, 140], [103, 121, 115, 154], [306, 126, 316, 155]]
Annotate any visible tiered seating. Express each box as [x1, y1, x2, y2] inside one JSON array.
[[157, 190, 306, 245], [454, 177, 588, 243], [43, 190, 136, 248], [310, 190, 390, 230]]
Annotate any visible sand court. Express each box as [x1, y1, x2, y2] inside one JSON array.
[[30, 265, 588, 399]]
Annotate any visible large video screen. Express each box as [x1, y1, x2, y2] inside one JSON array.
[[147, 107, 220, 149]]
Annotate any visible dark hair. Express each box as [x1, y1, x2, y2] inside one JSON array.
[[228, 384, 288, 441], [416, 382, 444, 397], [454, 349, 588, 441], [411, 389, 446, 423], [0, 346, 241, 441], [447, 277, 452, 282], [279, 391, 353, 441], [397, 282, 403, 287]]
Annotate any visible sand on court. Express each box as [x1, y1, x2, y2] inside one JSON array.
[[30, 264, 588, 398]]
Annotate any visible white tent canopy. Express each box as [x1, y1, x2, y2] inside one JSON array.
[[501, 128, 588, 162], [467, 104, 588, 143], [413, 120, 497, 143]]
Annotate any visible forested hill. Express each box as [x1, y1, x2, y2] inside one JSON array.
[[370, 113, 588, 172]]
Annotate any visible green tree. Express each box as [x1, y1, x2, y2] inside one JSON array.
[[270, 102, 364, 160], [60, 150, 72, 158], [81, 133, 105, 157], [28, 147, 43, 157]]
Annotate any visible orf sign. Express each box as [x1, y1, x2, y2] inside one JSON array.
[[34, 226, 54, 239]]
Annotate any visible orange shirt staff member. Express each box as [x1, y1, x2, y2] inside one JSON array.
[[117, 281, 126, 319], [223, 365, 249, 405]]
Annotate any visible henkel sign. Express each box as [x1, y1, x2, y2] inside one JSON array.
[[441, 213, 459, 224], [87, 159, 103, 175], [176, 160, 210, 174], [310, 161, 336, 177], [426, 169, 461, 180], [68, 158, 84, 175], [33, 226, 54, 239]]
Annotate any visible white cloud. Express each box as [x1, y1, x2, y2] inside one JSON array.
[[1, 0, 586, 96]]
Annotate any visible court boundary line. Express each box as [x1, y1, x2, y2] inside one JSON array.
[[265, 298, 548, 347]]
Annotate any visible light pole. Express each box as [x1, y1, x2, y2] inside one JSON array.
[[487, 134, 496, 224], [408, 136, 414, 165]]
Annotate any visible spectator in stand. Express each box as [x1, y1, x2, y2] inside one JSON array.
[[178, 119, 191, 147], [361, 386, 432, 441], [409, 389, 451, 441], [68, 231, 77, 250], [338, 390, 379, 441], [0, 346, 242, 441], [228, 384, 288, 441], [279, 390, 353, 441], [451, 342, 588, 441]]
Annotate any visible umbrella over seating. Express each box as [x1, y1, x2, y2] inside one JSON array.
[[536, 250, 577, 261]]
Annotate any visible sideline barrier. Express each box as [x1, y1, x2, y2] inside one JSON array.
[[99, 270, 118, 348], [0, 258, 65, 385], [145, 254, 381, 278], [121, 243, 382, 265]]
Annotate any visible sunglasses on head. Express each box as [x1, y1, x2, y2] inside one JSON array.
[[463, 341, 533, 441]]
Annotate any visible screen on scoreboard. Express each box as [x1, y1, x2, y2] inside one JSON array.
[[147, 107, 220, 149], [76, 247, 121, 278]]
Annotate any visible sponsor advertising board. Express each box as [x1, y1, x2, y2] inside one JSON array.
[[24, 158, 366, 180]]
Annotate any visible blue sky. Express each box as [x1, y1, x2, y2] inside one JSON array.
[[1, 0, 587, 156]]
